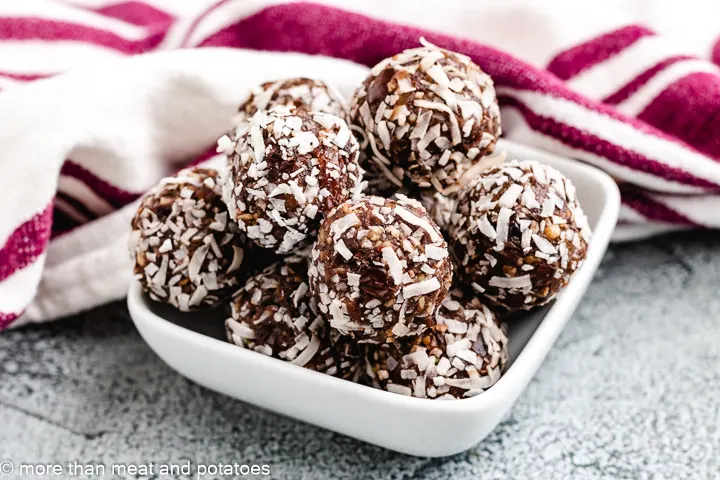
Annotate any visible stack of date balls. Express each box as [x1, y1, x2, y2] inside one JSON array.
[[130, 42, 591, 401]]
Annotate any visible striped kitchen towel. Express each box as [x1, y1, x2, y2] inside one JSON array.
[[1, 0, 719, 329]]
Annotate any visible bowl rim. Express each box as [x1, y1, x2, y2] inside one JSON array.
[[127, 142, 621, 415]]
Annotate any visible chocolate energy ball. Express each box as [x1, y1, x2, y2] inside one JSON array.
[[365, 289, 509, 399], [129, 167, 248, 311], [350, 39, 501, 194], [448, 160, 592, 311], [220, 106, 363, 254], [308, 195, 453, 343], [234, 77, 349, 125], [225, 257, 362, 379]]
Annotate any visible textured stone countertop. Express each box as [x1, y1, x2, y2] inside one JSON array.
[[1, 232, 718, 480]]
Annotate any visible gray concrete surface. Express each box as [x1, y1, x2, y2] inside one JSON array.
[[1, 232, 719, 480]]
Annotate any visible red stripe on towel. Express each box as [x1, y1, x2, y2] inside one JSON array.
[[620, 190, 696, 225], [602, 56, 691, 105], [0, 17, 163, 53], [636, 72, 720, 160], [547, 25, 654, 81], [500, 95, 719, 190], [90, 1, 174, 27], [0, 204, 53, 283], [0, 311, 21, 330], [60, 161, 142, 209]]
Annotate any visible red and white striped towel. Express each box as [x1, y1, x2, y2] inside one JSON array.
[[1, 0, 719, 330]]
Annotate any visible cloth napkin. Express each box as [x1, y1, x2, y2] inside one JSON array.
[[1, 0, 719, 330]]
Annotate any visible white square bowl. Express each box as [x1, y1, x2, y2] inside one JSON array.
[[127, 139, 620, 457]]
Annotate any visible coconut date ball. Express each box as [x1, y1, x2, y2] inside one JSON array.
[[225, 257, 363, 379], [219, 106, 363, 254], [448, 160, 592, 311], [234, 77, 349, 125], [350, 39, 501, 194], [129, 167, 248, 311], [308, 195, 453, 343], [365, 289, 509, 399]]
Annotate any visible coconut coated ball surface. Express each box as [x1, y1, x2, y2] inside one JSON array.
[[220, 106, 363, 254], [365, 289, 509, 399], [225, 257, 362, 379], [448, 160, 592, 311], [129, 167, 248, 311], [235, 77, 348, 124], [350, 39, 501, 193], [420, 189, 457, 233], [308, 195, 453, 343]]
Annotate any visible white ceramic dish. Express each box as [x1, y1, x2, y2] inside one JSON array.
[[127, 139, 620, 458]]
